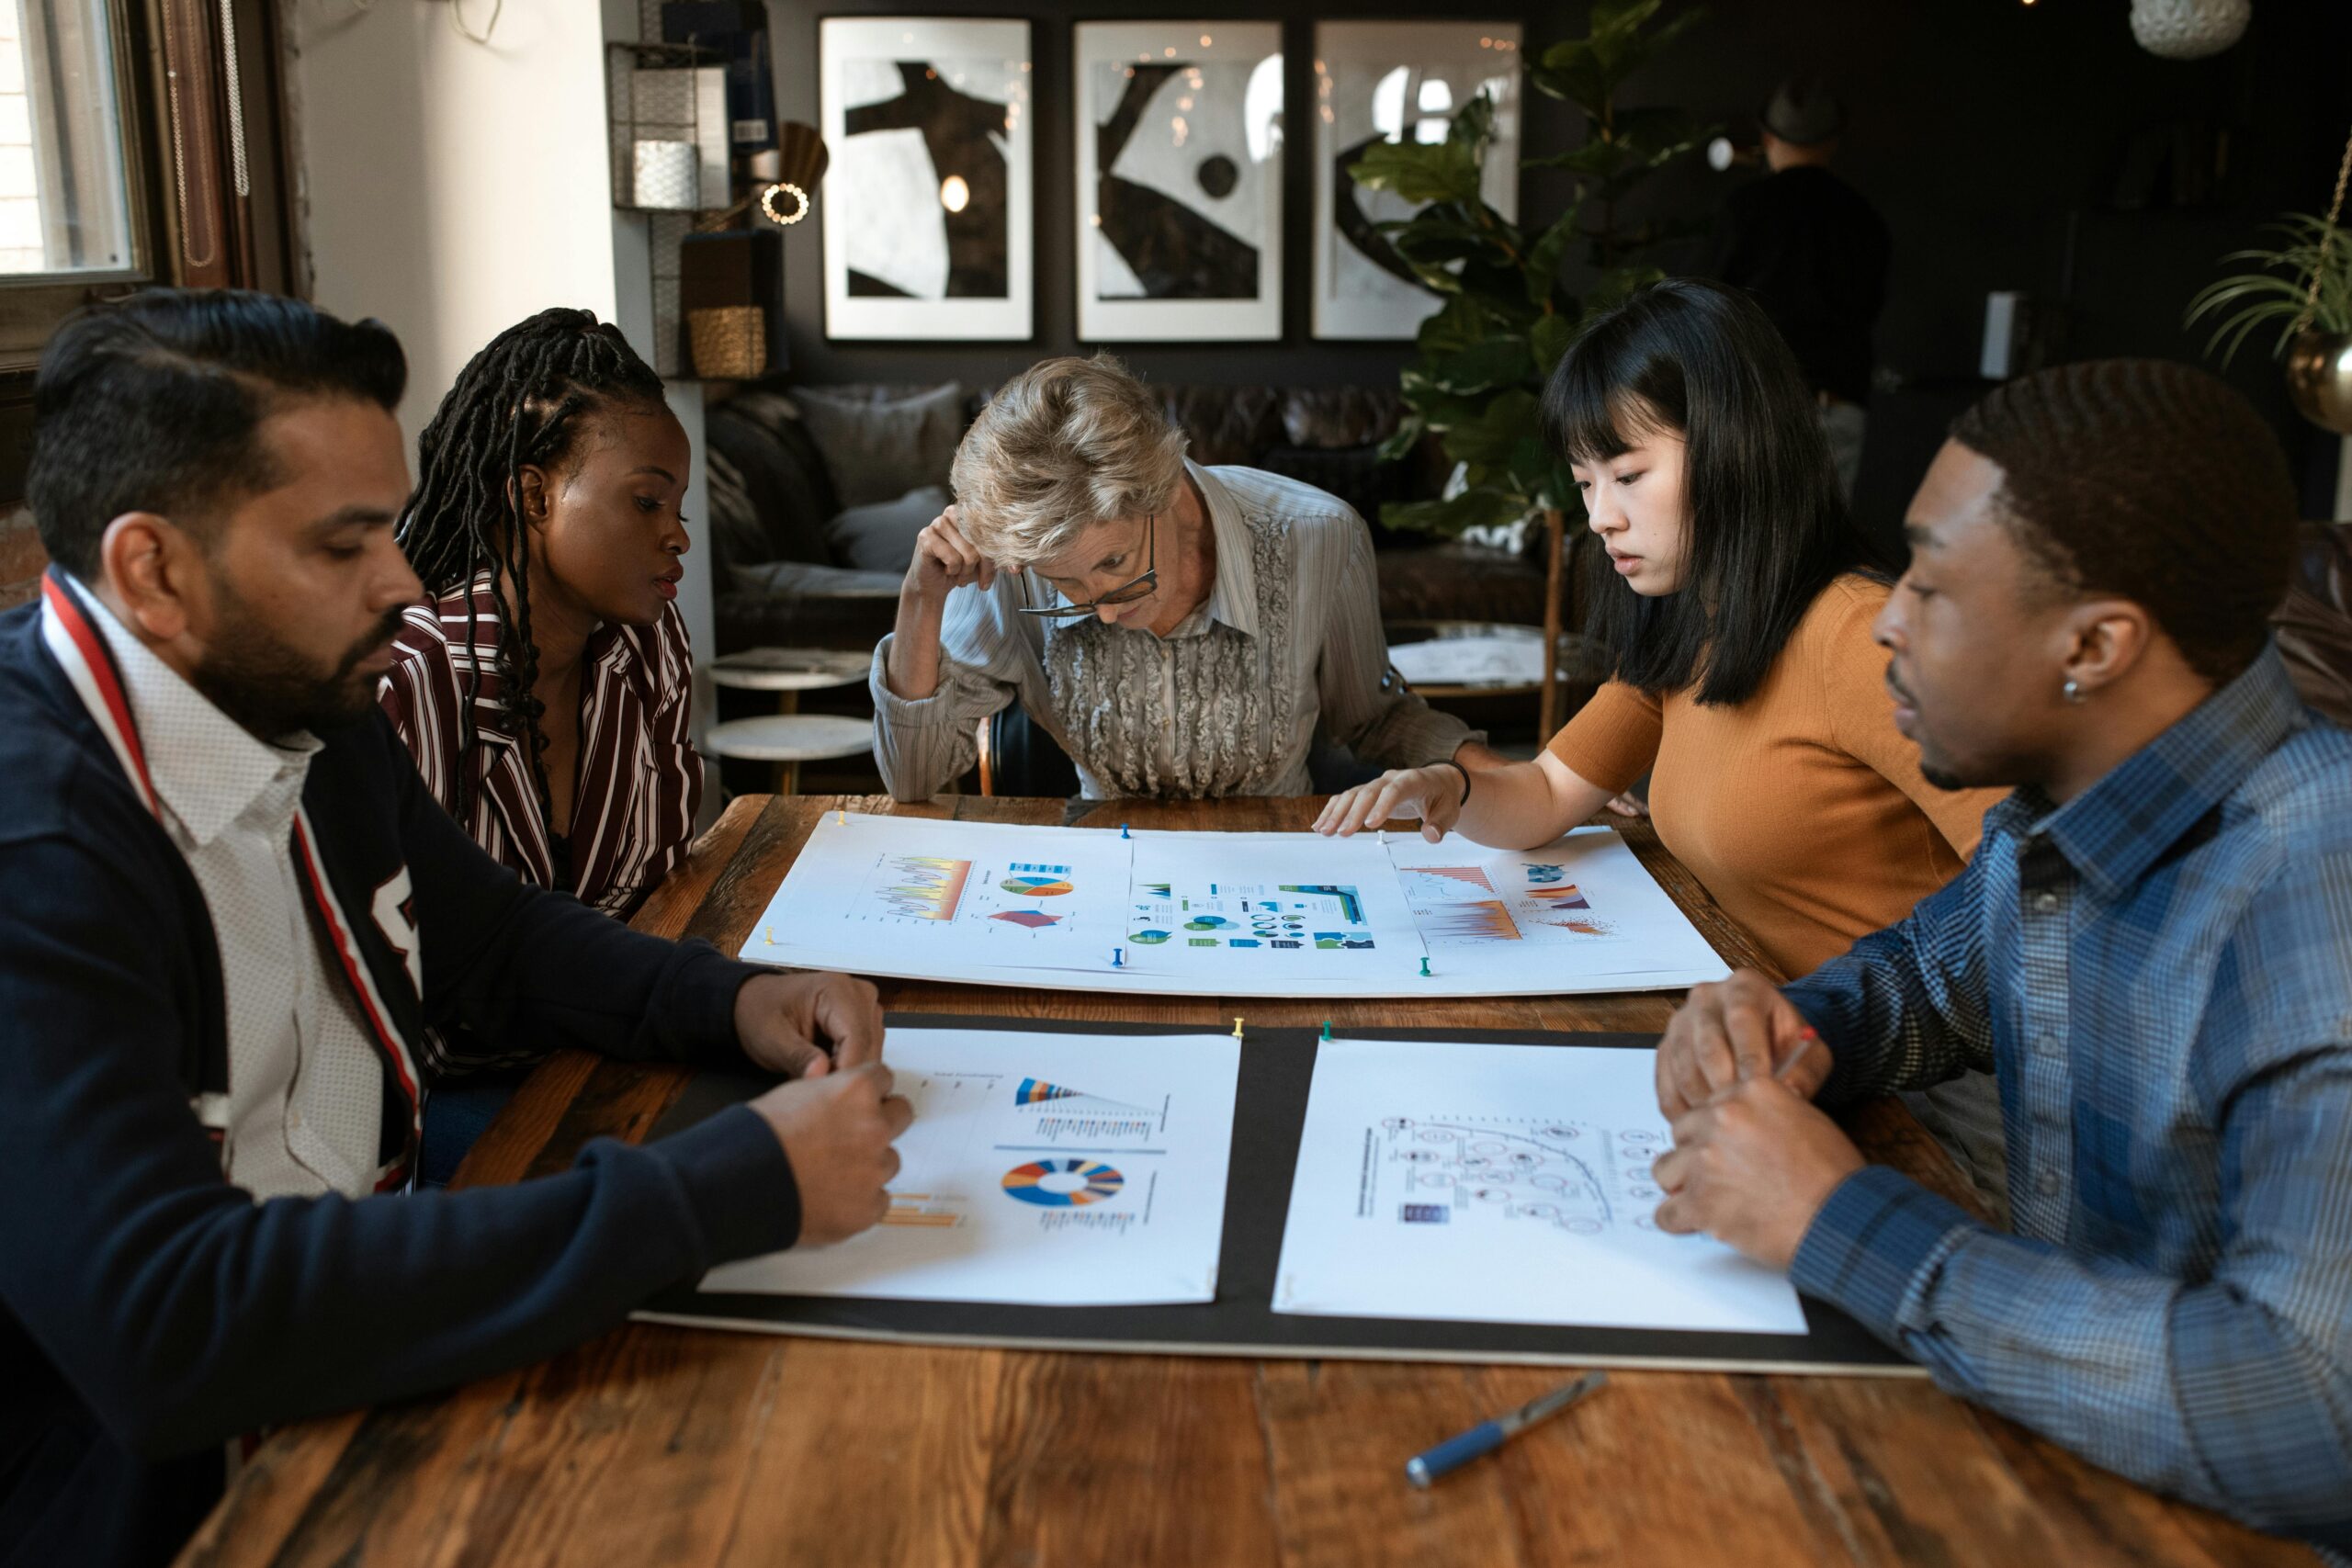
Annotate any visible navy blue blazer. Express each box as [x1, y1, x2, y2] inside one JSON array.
[[0, 581, 800, 1568]]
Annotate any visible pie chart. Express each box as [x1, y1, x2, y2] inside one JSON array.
[[1001, 1158, 1125, 1207], [1001, 874, 1074, 897]]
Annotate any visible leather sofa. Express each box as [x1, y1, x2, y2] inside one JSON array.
[[2276, 519, 2352, 728]]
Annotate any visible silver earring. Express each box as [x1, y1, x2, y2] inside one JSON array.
[[2062, 678, 2086, 705]]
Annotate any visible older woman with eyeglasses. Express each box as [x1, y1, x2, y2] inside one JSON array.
[[873, 354, 1486, 800]]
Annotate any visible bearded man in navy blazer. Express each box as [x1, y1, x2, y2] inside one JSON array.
[[0, 289, 910, 1568]]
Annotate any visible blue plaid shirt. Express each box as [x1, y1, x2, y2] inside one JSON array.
[[1784, 647, 2352, 1552]]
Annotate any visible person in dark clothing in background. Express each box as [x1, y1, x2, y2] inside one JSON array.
[[1703, 77, 1891, 499]]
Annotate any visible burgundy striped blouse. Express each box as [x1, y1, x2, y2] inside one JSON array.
[[379, 572, 703, 925]]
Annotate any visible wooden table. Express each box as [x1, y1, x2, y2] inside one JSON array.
[[180, 795, 2314, 1568]]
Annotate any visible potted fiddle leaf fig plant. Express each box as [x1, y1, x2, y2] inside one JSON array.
[[1347, 0, 1709, 728]]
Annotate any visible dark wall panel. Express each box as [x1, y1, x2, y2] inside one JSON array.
[[764, 0, 2352, 485]]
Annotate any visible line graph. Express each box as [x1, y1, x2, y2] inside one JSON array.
[[876, 856, 970, 920]]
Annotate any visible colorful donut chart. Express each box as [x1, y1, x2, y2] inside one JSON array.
[[1001, 1157, 1125, 1207]]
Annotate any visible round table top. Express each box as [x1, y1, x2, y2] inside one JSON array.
[[1386, 623, 1549, 692], [708, 648, 872, 692], [705, 715, 875, 762]]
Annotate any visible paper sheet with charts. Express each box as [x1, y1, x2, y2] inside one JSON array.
[[738, 813, 1731, 997], [698, 1027, 1243, 1306], [1271, 1036, 1807, 1335]]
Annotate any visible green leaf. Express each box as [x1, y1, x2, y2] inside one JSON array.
[[1582, 264, 1666, 318], [1349, 136, 1481, 206], [1441, 388, 1542, 464], [1426, 336, 1536, 396], [1375, 413, 1428, 464], [1531, 311, 1577, 378], [1414, 293, 1492, 358], [1379, 487, 1530, 538], [1523, 202, 1586, 303]]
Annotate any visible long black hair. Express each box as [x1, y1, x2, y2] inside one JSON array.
[[1541, 277, 1895, 706], [396, 308, 666, 825]]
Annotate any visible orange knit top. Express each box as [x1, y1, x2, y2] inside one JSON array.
[[1548, 574, 2007, 977]]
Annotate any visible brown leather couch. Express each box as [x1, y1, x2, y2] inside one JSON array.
[[704, 379, 1548, 656], [2277, 519, 2352, 728]]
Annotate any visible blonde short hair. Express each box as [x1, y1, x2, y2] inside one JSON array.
[[949, 354, 1188, 569]]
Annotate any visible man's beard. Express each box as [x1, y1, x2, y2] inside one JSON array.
[[191, 585, 406, 740]]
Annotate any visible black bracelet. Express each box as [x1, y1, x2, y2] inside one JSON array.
[[1433, 758, 1471, 807]]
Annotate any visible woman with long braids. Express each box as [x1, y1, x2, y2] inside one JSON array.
[[379, 309, 701, 1178]]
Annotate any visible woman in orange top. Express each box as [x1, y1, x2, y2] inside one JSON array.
[[1318, 278, 2009, 1204]]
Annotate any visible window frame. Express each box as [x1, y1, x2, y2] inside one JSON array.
[[0, 0, 292, 502]]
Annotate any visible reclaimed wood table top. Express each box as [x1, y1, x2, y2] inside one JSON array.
[[179, 795, 2314, 1568]]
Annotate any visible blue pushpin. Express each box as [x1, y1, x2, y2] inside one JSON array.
[[1419, 956, 1432, 977], [1121, 822, 1131, 839], [1113, 947, 1124, 967]]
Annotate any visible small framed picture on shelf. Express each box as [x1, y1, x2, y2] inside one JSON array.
[[1311, 22, 1522, 341], [819, 16, 1035, 341], [1072, 19, 1283, 343]]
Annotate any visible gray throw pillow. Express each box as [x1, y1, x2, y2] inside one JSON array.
[[791, 382, 967, 509], [824, 483, 949, 574]]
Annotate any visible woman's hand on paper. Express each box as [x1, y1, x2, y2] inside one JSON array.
[[735, 970, 886, 1079], [1648, 1077, 1862, 1271], [750, 1063, 916, 1245], [1312, 765, 1463, 842], [1654, 971, 1828, 1116]]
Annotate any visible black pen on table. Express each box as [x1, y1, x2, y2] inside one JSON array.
[[1404, 1371, 1609, 1487]]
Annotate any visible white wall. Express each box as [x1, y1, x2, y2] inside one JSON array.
[[286, 0, 718, 785]]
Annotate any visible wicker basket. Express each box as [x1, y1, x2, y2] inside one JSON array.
[[686, 306, 768, 379]]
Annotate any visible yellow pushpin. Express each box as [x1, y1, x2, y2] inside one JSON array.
[[1232, 1016, 1244, 1038], [837, 808, 846, 826], [764, 926, 776, 945]]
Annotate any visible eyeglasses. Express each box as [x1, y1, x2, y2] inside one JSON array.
[[1015, 513, 1158, 619]]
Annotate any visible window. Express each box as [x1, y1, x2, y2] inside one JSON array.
[[0, 0, 139, 278]]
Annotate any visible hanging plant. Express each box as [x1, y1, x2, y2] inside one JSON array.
[[2185, 125, 2352, 434], [2183, 213, 2352, 364]]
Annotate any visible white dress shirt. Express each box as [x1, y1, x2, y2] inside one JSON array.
[[88, 600, 385, 1200]]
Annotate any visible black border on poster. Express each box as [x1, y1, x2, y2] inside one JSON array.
[[633, 1013, 1917, 1376]]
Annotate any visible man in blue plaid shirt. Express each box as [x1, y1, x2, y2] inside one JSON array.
[[1650, 359, 2352, 1553]]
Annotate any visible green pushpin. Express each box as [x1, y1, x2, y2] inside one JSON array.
[[1320, 1020, 1332, 1041], [1419, 956, 1432, 977]]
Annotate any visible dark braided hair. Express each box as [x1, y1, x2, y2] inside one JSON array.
[[1950, 359, 2298, 682], [396, 308, 666, 827]]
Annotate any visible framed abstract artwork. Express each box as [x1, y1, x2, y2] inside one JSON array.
[[819, 17, 1035, 341], [1073, 20, 1283, 342], [1311, 22, 1522, 341]]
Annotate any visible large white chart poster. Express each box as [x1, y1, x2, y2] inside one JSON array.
[[1272, 1038, 1808, 1335], [700, 1028, 1240, 1306], [740, 816, 1731, 997]]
